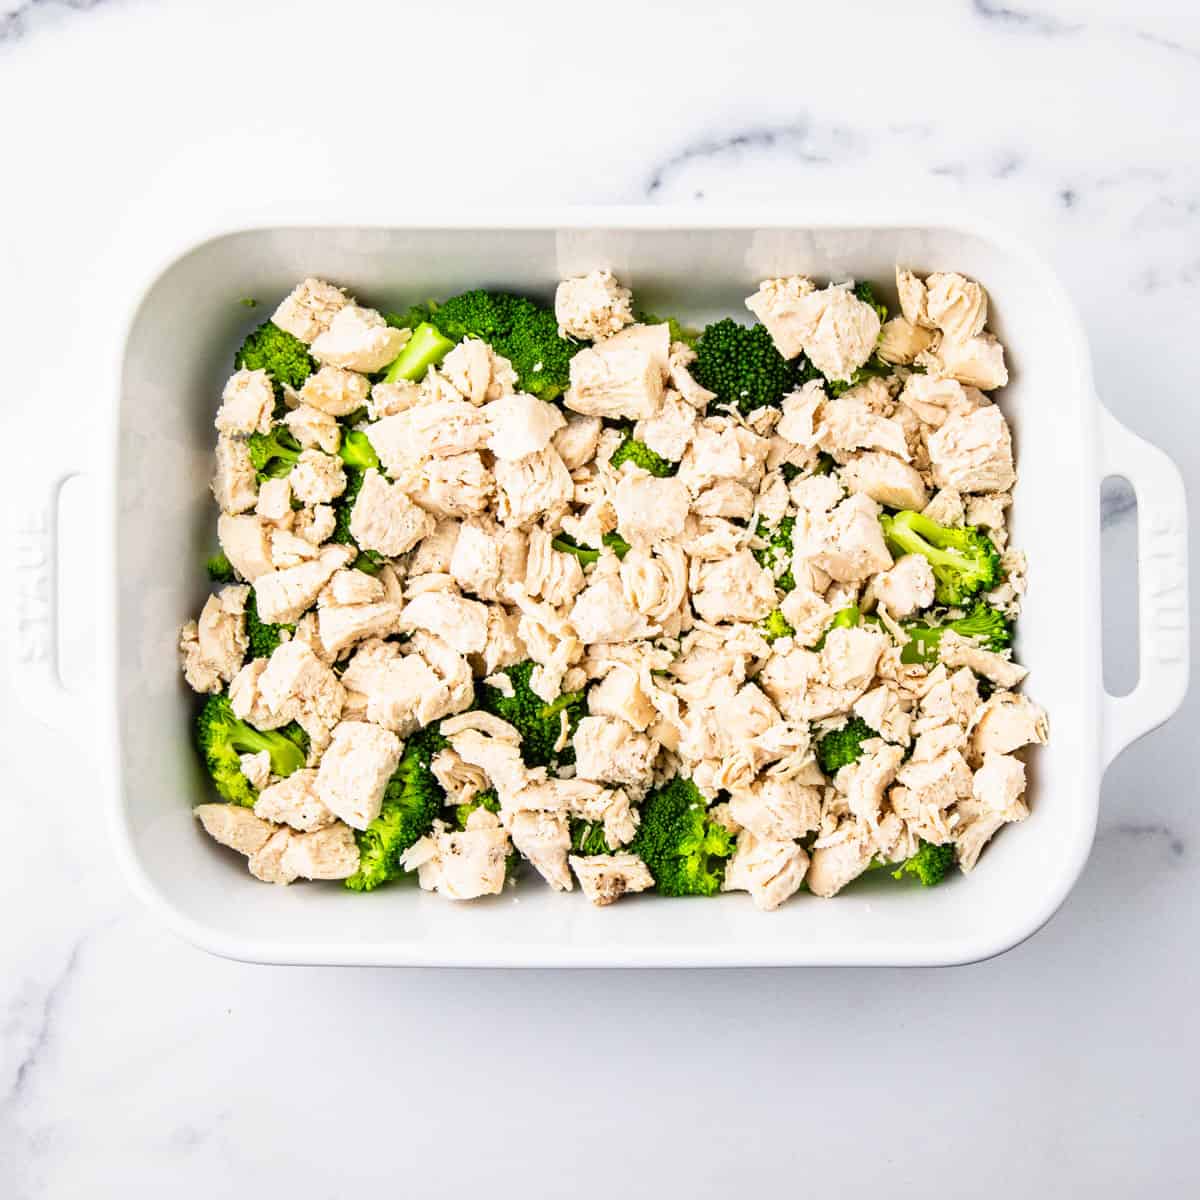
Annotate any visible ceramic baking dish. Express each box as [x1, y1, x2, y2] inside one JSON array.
[[14, 211, 1190, 966]]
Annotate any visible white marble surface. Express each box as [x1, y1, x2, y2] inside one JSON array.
[[1, 0, 1197, 1195]]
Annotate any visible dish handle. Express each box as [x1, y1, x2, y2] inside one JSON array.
[[1099, 407, 1190, 767], [7, 468, 92, 733]]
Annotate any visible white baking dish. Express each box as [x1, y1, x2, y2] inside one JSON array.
[[13, 211, 1189, 966]]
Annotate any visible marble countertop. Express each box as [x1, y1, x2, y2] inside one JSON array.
[[1, 0, 1196, 1195]]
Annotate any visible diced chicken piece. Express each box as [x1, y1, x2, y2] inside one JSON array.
[[441, 338, 517, 406], [409, 517, 460, 575], [288, 449, 346, 505], [217, 513, 274, 581], [409, 452, 494, 519], [587, 664, 658, 732], [728, 777, 821, 842], [761, 283, 881, 383], [297, 364, 371, 418], [838, 740, 906, 827], [807, 826, 875, 898], [602, 322, 672, 373], [744, 275, 817, 359], [179, 622, 221, 694], [347, 468, 433, 556], [253, 544, 355, 624], [877, 317, 934, 365], [508, 810, 573, 891], [722, 831, 809, 912], [611, 473, 689, 548], [525, 526, 586, 609], [270, 528, 321, 569], [368, 379, 420, 420], [779, 587, 835, 648], [195, 804, 275, 856], [821, 625, 889, 692], [690, 478, 755, 520], [212, 436, 259, 515], [969, 692, 1048, 764], [794, 493, 892, 583], [196, 585, 249, 682], [923, 488, 965, 527], [277, 822, 360, 881], [938, 629, 1027, 689], [368, 400, 490, 476], [572, 716, 657, 787], [620, 545, 688, 629], [774, 380, 825, 448], [817, 396, 909, 461], [310, 304, 406, 374], [555, 269, 634, 341], [569, 574, 657, 644], [271, 277, 351, 344], [915, 665, 981, 733], [253, 768, 336, 831], [315, 720, 402, 830], [239, 750, 272, 791], [839, 451, 928, 512], [215, 369, 274, 436], [397, 591, 489, 656], [402, 810, 510, 900], [568, 852, 654, 906], [974, 749, 1027, 810], [565, 336, 666, 421], [255, 477, 293, 525], [926, 332, 1009, 391], [448, 519, 500, 599], [895, 267, 931, 328], [925, 272, 988, 343], [245, 828, 295, 883], [678, 417, 772, 493], [341, 639, 444, 733], [486, 392, 567, 460], [955, 753, 1029, 871], [325, 568, 385, 607], [633, 391, 698, 462], [553, 413, 603, 470], [294, 504, 336, 546], [690, 550, 778, 624], [872, 554, 936, 619], [258, 639, 347, 738], [927, 405, 1015, 494], [494, 447, 574, 528], [892, 750, 973, 827]]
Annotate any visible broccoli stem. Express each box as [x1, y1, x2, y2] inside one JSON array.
[[383, 321, 455, 383]]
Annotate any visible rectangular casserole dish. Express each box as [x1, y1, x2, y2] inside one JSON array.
[[18, 211, 1188, 966]]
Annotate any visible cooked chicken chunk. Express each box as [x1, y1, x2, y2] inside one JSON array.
[[368, 400, 490, 475], [298, 364, 371, 417], [494, 447, 574, 527], [727, 777, 821, 842], [553, 413, 603, 470], [572, 716, 657, 787], [877, 317, 934, 365], [195, 803, 275, 856], [402, 810, 510, 900], [839, 451, 928, 512], [565, 336, 666, 420], [794, 493, 892, 583], [271, 277, 351, 344], [508, 810, 573, 891], [212, 436, 259, 515], [181, 585, 249, 690], [441, 338, 518, 406], [315, 720, 402, 830], [254, 768, 336, 831], [924, 332, 1009, 391], [927, 405, 1015, 494], [690, 550, 778, 624], [806, 826, 874, 898], [969, 692, 1048, 764], [348, 468, 434, 556], [486, 392, 567, 460], [253, 544, 355, 624], [215, 369, 274, 436], [310, 304, 407, 374], [612, 472, 690, 548], [555, 269, 635, 341], [289, 449, 347, 506], [217, 513, 273, 581], [723, 832, 809, 911], [872, 554, 936, 618], [398, 591, 489, 656], [938, 630, 1027, 689], [568, 853, 654, 906], [925, 272, 988, 343], [751, 281, 881, 383]]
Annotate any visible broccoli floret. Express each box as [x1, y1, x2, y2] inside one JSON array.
[[551, 531, 631, 564], [330, 468, 383, 574], [195, 692, 307, 807], [382, 321, 455, 384], [426, 290, 580, 401], [609, 429, 677, 477], [880, 510, 1002, 606], [476, 660, 586, 769], [892, 840, 956, 887], [635, 311, 700, 348], [760, 608, 794, 644], [570, 819, 615, 857], [385, 303, 439, 332], [754, 515, 795, 591], [814, 715, 879, 776], [235, 321, 315, 393], [337, 429, 379, 471], [454, 788, 500, 831], [691, 319, 798, 414], [246, 425, 302, 481], [346, 725, 448, 892], [245, 590, 292, 660], [206, 552, 235, 583], [901, 602, 1013, 665], [630, 775, 734, 898], [853, 280, 888, 324]]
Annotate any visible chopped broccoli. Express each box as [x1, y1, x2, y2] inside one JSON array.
[[880, 510, 1002, 606], [245, 590, 292, 660], [346, 725, 448, 892], [476, 660, 586, 769], [246, 425, 302, 481], [753, 515, 795, 591], [337, 429, 379, 471], [551, 531, 631, 564], [382, 321, 455, 384], [826, 355, 893, 398], [424, 290, 580, 401], [814, 715, 879, 776], [206, 551, 235, 583], [385, 303, 438, 332], [853, 280, 888, 324], [635, 311, 699, 348], [454, 789, 500, 831], [901, 602, 1013, 665], [891, 840, 956, 887], [330, 468, 383, 574], [629, 775, 734, 897], [812, 604, 861, 650], [609, 429, 677, 477], [691, 319, 798, 414], [234, 321, 315, 393], [570, 819, 615, 857], [760, 608, 794, 644], [194, 692, 307, 807]]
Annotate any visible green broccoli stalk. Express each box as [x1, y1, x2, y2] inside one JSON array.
[[814, 715, 879, 776], [880, 511, 1002, 606], [812, 604, 861, 650], [337, 429, 379, 471], [609, 430, 677, 477], [454, 789, 501, 831], [570, 819, 615, 857], [900, 602, 1013, 665], [760, 608, 794, 644], [891, 840, 956, 886], [551, 531, 632, 563], [235, 321, 315, 393], [629, 775, 734, 897], [330, 468, 383, 574], [206, 552, 235, 583], [382, 321, 455, 384], [423, 290, 581, 401], [346, 726, 448, 892], [691, 319, 798, 414], [753, 515, 795, 591], [246, 425, 302, 481], [245, 590, 292, 660], [195, 693, 308, 807], [476, 660, 586, 769]]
